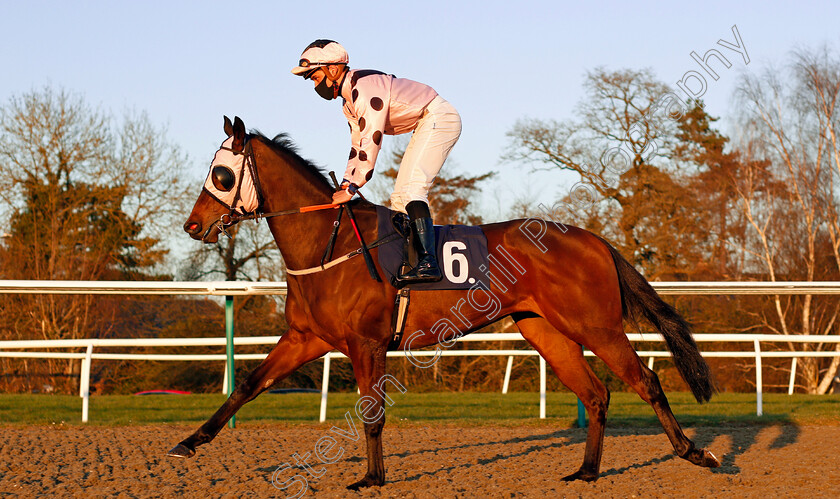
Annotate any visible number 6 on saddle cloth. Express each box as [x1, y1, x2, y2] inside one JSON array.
[[375, 206, 490, 291]]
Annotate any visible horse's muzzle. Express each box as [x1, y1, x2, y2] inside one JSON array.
[[184, 219, 221, 243], [184, 221, 202, 235]]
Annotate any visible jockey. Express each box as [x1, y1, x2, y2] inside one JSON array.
[[292, 39, 461, 285]]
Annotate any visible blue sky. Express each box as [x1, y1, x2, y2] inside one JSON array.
[[2, 0, 839, 220]]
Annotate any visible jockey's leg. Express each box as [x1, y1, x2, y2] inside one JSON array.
[[389, 96, 461, 214], [391, 97, 460, 285], [398, 200, 442, 283]]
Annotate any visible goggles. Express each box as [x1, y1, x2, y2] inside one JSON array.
[[297, 59, 345, 79]]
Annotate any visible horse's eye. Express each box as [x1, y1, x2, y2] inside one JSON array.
[[212, 166, 235, 191]]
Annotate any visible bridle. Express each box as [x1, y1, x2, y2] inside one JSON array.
[[204, 137, 337, 240], [202, 135, 389, 281]]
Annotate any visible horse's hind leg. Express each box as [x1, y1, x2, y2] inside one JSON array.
[[167, 328, 332, 457], [514, 313, 610, 482], [583, 335, 720, 468]]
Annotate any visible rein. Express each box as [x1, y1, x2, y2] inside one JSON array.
[[220, 202, 338, 226]]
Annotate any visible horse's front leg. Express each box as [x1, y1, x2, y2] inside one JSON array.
[[345, 338, 389, 490], [167, 328, 332, 458]]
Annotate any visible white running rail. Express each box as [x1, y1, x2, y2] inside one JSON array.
[[1, 280, 839, 422]]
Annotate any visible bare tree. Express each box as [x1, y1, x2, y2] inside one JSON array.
[[734, 46, 840, 393], [504, 68, 679, 199], [0, 86, 191, 389], [504, 68, 707, 278]]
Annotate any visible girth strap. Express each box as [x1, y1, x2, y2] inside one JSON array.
[[286, 232, 401, 276], [388, 288, 411, 351]]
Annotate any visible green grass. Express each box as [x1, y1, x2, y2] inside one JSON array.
[[0, 392, 838, 427]]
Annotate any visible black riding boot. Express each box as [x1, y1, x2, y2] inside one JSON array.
[[398, 217, 442, 284]]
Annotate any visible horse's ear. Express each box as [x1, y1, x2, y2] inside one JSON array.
[[232, 116, 245, 151], [223, 116, 233, 137]]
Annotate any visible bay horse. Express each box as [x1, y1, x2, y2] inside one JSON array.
[[171, 116, 720, 489]]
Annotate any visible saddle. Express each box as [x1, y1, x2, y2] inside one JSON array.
[[376, 206, 491, 350], [375, 206, 490, 291]]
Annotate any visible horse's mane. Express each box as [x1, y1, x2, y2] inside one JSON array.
[[249, 131, 334, 191]]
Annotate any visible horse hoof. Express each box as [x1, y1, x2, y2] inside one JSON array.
[[166, 443, 195, 458], [682, 447, 721, 468], [562, 469, 599, 482], [700, 449, 721, 468], [346, 475, 384, 490]]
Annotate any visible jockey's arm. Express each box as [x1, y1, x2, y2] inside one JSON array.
[[341, 81, 389, 191]]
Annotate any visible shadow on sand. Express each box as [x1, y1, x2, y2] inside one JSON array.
[[254, 417, 801, 483], [398, 418, 800, 482]]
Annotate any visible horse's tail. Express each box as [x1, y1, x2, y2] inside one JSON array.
[[599, 237, 715, 402]]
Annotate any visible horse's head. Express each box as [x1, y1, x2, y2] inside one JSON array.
[[184, 116, 261, 243]]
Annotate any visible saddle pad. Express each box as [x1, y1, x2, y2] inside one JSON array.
[[376, 206, 490, 290]]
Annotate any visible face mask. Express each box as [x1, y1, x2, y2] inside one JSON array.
[[315, 78, 337, 100], [202, 137, 260, 214]]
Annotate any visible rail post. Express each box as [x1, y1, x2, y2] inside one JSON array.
[[225, 295, 236, 428], [502, 355, 514, 394], [788, 357, 797, 395], [80, 343, 93, 423], [754, 339, 763, 416], [319, 354, 331, 423], [222, 362, 229, 395], [539, 357, 546, 419]]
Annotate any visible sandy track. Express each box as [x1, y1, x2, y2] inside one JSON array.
[[0, 423, 836, 497]]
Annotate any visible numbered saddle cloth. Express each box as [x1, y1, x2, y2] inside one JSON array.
[[375, 206, 490, 290]]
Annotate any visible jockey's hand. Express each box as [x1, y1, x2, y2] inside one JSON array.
[[332, 188, 353, 205]]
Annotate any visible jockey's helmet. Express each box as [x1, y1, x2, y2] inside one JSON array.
[[291, 40, 349, 79]]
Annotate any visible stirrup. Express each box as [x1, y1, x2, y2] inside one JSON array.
[[396, 258, 442, 285]]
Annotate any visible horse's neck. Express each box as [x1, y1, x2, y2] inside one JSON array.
[[256, 143, 340, 270]]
